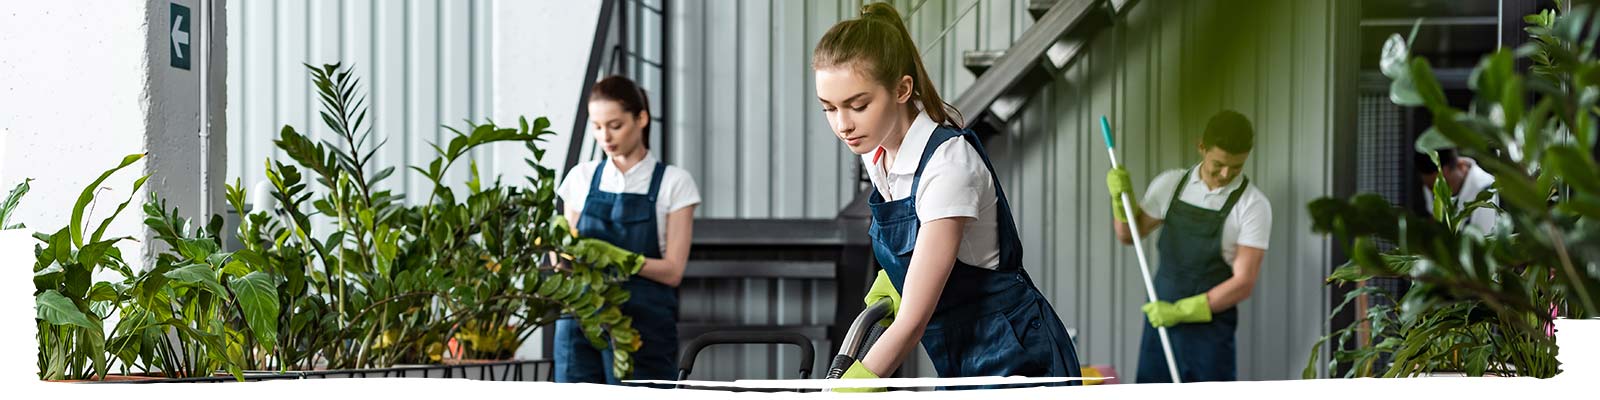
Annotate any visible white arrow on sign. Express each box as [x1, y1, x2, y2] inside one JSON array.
[[172, 15, 189, 59]]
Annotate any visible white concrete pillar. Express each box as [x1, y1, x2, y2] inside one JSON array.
[[491, 0, 602, 181], [0, 0, 227, 269]]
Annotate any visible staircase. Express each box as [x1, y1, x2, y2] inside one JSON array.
[[956, 0, 1130, 138]]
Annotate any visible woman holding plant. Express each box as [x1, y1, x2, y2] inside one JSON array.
[[553, 75, 701, 384]]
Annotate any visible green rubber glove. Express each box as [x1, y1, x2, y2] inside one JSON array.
[[1142, 294, 1212, 328], [833, 360, 886, 393], [1106, 167, 1141, 222], [864, 270, 901, 326]]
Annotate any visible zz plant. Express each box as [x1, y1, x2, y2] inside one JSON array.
[[227, 63, 646, 376]]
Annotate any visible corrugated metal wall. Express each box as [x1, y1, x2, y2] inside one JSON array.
[[226, 0, 497, 200]]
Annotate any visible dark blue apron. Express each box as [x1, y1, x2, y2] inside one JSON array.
[[554, 159, 679, 384], [1135, 169, 1248, 383], [867, 126, 1082, 390]]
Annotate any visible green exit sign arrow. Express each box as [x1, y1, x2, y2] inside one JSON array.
[[170, 3, 190, 70]]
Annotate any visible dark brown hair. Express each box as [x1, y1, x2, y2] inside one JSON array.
[[1200, 110, 1254, 154], [589, 75, 651, 148], [813, 2, 962, 127]]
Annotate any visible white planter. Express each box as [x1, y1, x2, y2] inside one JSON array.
[[1554, 319, 1600, 379], [1, 229, 39, 379]]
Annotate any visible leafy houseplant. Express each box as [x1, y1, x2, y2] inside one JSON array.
[[224, 63, 646, 376], [33, 154, 148, 380], [1305, 2, 1600, 379], [34, 155, 276, 380]]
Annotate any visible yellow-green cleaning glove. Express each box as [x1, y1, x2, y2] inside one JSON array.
[[1142, 293, 1212, 328], [863, 270, 901, 327], [833, 360, 886, 393], [1106, 167, 1140, 222]]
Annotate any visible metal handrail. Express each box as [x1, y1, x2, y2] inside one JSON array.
[[564, 0, 672, 176], [918, 0, 988, 57]]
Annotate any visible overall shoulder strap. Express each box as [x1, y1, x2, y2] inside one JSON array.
[[908, 127, 966, 196]]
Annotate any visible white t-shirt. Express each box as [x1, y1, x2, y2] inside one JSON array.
[[557, 152, 701, 252], [1140, 165, 1273, 265], [1422, 162, 1500, 235], [861, 111, 1002, 269]]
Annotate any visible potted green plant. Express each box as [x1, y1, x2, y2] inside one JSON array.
[[1305, 1, 1599, 379], [33, 154, 153, 381], [32, 154, 282, 382], [225, 63, 646, 378]]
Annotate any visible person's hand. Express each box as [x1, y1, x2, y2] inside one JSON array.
[[863, 270, 901, 327], [1142, 294, 1212, 328], [1106, 167, 1140, 222], [833, 360, 886, 393]]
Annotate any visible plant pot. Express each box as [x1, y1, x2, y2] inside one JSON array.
[[440, 358, 512, 365], [47, 373, 168, 383]]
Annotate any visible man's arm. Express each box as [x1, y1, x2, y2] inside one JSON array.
[[1113, 210, 1163, 245], [1204, 245, 1264, 311]]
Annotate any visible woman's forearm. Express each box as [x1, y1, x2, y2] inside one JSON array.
[[860, 318, 925, 376], [636, 257, 684, 286], [856, 217, 966, 376]]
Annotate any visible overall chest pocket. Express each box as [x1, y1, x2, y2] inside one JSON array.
[[869, 218, 921, 257]]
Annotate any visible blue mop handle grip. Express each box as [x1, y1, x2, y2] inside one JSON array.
[[1099, 116, 1115, 150]]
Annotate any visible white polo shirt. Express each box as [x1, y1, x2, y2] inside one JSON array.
[[1140, 165, 1273, 265], [557, 152, 701, 252], [1422, 161, 1499, 234], [862, 111, 1002, 269]]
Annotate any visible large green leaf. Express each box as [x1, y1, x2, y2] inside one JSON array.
[[164, 263, 227, 295], [1409, 58, 1450, 111], [0, 178, 30, 229], [1547, 144, 1600, 195], [35, 290, 95, 330], [87, 313, 108, 379], [1379, 33, 1410, 79], [86, 281, 119, 303], [1390, 73, 1425, 107], [1469, 50, 1514, 101], [70, 153, 144, 247], [177, 237, 220, 263], [63, 262, 90, 299], [33, 264, 62, 290], [76, 237, 127, 268], [232, 271, 280, 351], [89, 174, 150, 244]]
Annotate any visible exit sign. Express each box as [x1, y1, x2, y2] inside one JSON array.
[[170, 3, 191, 70]]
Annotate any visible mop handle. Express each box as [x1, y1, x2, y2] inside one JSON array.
[[1100, 116, 1183, 384]]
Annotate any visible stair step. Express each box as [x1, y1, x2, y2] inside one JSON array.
[[685, 260, 836, 279], [1028, 0, 1057, 20], [956, 0, 1116, 139], [963, 50, 1006, 76]]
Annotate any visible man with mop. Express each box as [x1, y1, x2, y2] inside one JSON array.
[[1105, 110, 1272, 383]]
